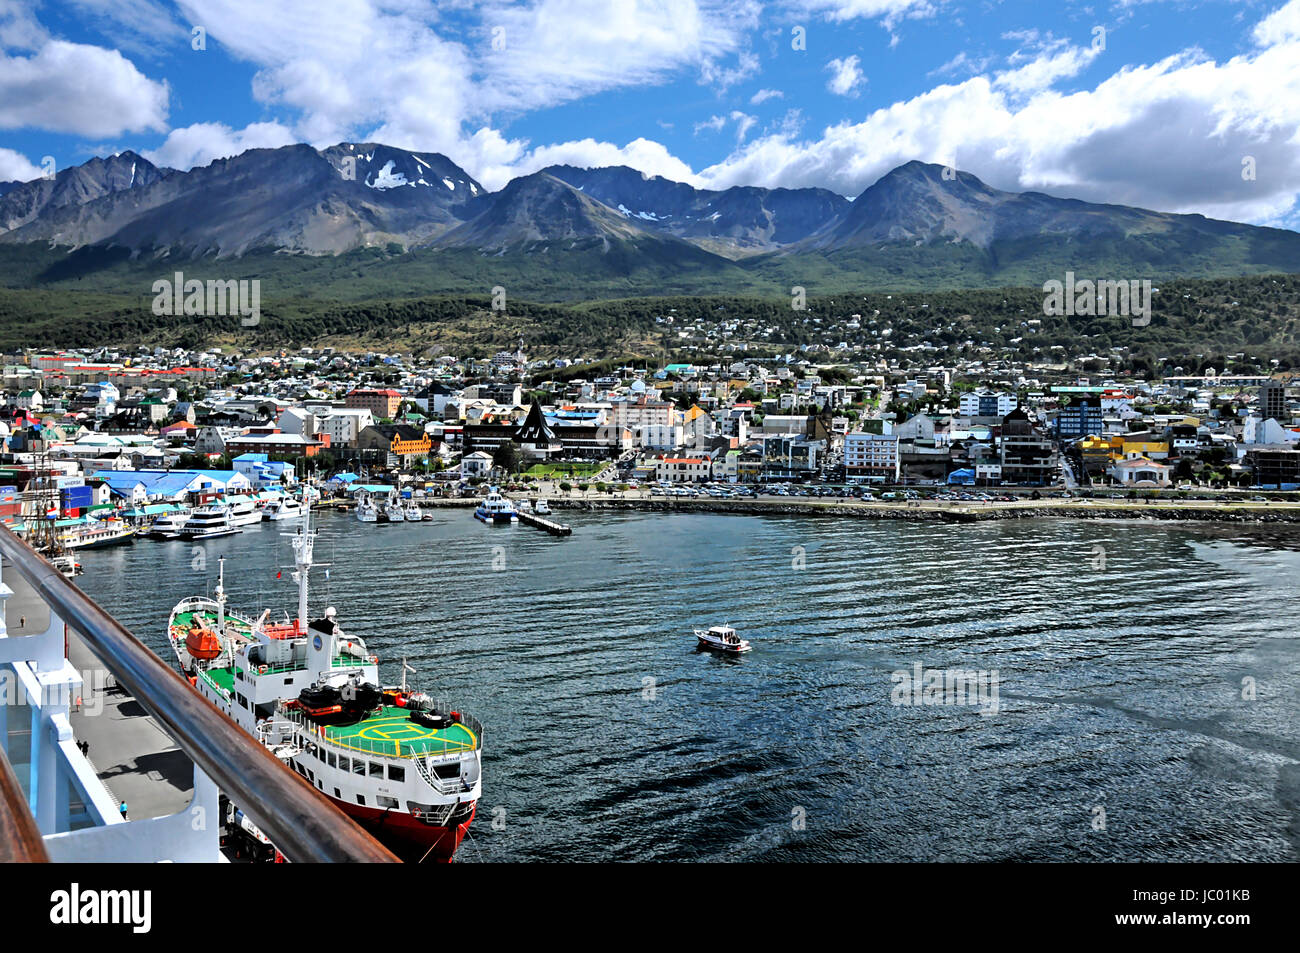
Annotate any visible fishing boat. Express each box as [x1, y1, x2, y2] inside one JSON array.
[[180, 503, 241, 540], [474, 487, 517, 524], [404, 500, 422, 521], [694, 624, 751, 654], [167, 508, 482, 862], [355, 494, 379, 523], [264, 497, 303, 522], [534, 499, 551, 516]]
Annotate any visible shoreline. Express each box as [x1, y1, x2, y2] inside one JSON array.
[[407, 496, 1300, 525]]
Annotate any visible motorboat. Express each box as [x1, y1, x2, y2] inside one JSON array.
[[180, 504, 241, 540], [264, 497, 303, 521], [534, 499, 551, 516], [474, 488, 517, 524], [143, 510, 192, 539], [225, 495, 264, 527], [355, 495, 379, 523], [382, 496, 406, 522], [694, 625, 751, 654]]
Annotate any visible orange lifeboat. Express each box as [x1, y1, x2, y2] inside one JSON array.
[[185, 625, 222, 661]]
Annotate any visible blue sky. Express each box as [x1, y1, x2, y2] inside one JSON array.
[[2, 0, 1300, 228]]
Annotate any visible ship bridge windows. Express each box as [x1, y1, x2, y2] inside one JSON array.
[[327, 752, 337, 769], [387, 765, 405, 783], [351, 759, 364, 775], [368, 761, 383, 778]]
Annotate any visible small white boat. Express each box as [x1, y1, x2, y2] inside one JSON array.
[[404, 500, 422, 521], [355, 495, 378, 523], [50, 554, 82, 577], [264, 497, 303, 521], [516, 498, 532, 514], [534, 499, 551, 515], [694, 625, 751, 654], [475, 488, 517, 524]]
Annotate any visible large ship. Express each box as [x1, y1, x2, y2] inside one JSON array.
[[166, 505, 481, 861]]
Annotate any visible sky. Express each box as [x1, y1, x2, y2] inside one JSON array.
[[2, 0, 1300, 228]]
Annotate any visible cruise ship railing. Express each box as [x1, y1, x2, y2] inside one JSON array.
[[0, 527, 399, 863], [0, 739, 49, 862]]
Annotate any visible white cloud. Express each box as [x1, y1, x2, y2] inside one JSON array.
[[142, 121, 296, 170], [0, 40, 168, 136], [1254, 0, 1300, 45], [506, 136, 700, 187], [993, 43, 1100, 96], [0, 145, 42, 182], [693, 114, 727, 135], [696, 16, 1300, 226], [750, 87, 784, 104], [825, 54, 865, 96], [795, 0, 940, 29], [730, 110, 758, 143]]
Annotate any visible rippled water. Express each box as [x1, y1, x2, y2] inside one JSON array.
[[75, 510, 1300, 862]]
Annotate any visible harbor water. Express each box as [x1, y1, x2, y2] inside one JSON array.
[[73, 509, 1300, 861]]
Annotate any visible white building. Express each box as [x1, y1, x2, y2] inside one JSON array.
[[844, 431, 900, 482], [958, 389, 1018, 417], [656, 456, 711, 483]]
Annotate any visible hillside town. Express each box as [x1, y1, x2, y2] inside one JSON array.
[[1, 343, 1297, 533]]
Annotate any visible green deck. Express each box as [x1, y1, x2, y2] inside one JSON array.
[[202, 666, 235, 694], [323, 706, 478, 758], [173, 609, 253, 636]]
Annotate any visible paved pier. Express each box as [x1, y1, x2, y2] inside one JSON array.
[[4, 560, 194, 822]]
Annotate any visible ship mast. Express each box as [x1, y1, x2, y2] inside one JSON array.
[[216, 556, 226, 635], [284, 493, 315, 632]]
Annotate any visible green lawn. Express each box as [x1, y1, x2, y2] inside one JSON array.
[[521, 462, 605, 478]]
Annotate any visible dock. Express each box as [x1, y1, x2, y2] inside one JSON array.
[[516, 510, 572, 536]]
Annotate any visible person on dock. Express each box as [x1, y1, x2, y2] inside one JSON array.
[[119, 801, 128, 821]]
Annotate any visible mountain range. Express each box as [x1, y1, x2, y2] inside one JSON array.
[[1, 142, 1298, 297]]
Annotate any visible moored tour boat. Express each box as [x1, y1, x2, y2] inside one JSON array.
[[225, 495, 264, 527], [474, 488, 517, 524], [181, 503, 241, 540], [355, 494, 379, 523], [382, 496, 406, 522], [264, 497, 303, 521], [168, 509, 482, 861]]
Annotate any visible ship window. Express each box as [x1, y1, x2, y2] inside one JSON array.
[[387, 765, 405, 783], [356, 795, 366, 806], [337, 756, 348, 772], [377, 796, 399, 809], [334, 788, 341, 799], [351, 759, 364, 775], [328, 752, 337, 768], [369, 761, 382, 777]]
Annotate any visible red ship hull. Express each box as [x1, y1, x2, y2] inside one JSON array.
[[335, 799, 476, 863]]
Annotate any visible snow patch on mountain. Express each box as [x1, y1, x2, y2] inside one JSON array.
[[366, 160, 408, 190]]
